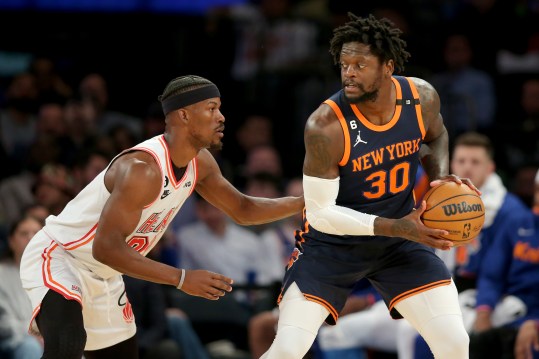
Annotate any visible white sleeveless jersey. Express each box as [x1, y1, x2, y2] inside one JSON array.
[[42, 135, 197, 279]]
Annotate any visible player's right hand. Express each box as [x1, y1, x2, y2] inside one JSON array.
[[179, 270, 233, 300]]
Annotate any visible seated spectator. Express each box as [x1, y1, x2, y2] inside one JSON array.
[[258, 177, 303, 284], [172, 194, 276, 351], [71, 148, 110, 194], [468, 171, 539, 358], [398, 132, 529, 358], [0, 216, 44, 359], [78, 73, 143, 141], [0, 72, 39, 178], [498, 78, 539, 174], [429, 33, 496, 139], [32, 163, 76, 216]]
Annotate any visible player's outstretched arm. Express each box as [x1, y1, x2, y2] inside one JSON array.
[[195, 149, 304, 225], [93, 151, 233, 300]]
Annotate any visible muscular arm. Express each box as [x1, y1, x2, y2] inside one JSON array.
[[93, 152, 183, 286], [302, 103, 452, 248], [412, 77, 450, 181], [195, 149, 303, 225], [93, 152, 232, 299]]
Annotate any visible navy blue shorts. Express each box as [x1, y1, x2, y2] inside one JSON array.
[[279, 237, 451, 325]]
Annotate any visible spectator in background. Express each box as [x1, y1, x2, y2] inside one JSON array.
[[511, 170, 539, 358], [397, 132, 530, 359], [28, 56, 72, 105], [240, 145, 283, 187], [177, 193, 271, 291], [78, 73, 143, 141], [228, 0, 330, 175], [242, 172, 285, 236], [174, 193, 278, 352], [236, 114, 274, 155], [448, 132, 529, 292], [142, 101, 166, 140], [468, 175, 539, 358], [61, 95, 117, 164], [430, 33, 496, 140], [227, 113, 275, 182], [512, 164, 539, 209], [0, 72, 39, 178], [32, 163, 75, 216], [35, 103, 66, 140], [258, 177, 302, 284], [22, 204, 49, 226], [0, 216, 44, 359], [500, 78, 539, 173], [71, 149, 110, 194]]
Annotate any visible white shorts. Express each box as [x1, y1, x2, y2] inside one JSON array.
[[20, 230, 137, 351]]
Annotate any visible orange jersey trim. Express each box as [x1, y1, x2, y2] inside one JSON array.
[[28, 304, 41, 334], [304, 293, 339, 322], [62, 222, 98, 249], [190, 157, 198, 196], [350, 77, 402, 132], [323, 99, 351, 166], [276, 290, 338, 324], [159, 135, 195, 191], [41, 242, 83, 304], [405, 77, 426, 139], [389, 279, 451, 312], [295, 208, 309, 244]]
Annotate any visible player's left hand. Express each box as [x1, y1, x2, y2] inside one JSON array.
[[430, 174, 481, 196]]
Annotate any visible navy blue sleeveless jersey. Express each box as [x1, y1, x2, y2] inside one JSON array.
[[300, 76, 426, 246], [282, 76, 451, 325]]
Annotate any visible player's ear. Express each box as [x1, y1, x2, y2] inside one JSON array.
[[385, 59, 394, 76], [177, 109, 189, 123]]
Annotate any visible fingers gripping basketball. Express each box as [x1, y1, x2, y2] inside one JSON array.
[[421, 182, 485, 242]]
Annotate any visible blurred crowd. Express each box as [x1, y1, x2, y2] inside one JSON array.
[[0, 0, 538, 358]]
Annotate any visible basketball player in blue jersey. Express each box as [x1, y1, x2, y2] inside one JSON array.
[[260, 13, 480, 359], [19, 75, 304, 359]]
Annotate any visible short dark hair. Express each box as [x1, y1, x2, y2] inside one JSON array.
[[329, 13, 410, 73], [453, 132, 494, 160], [158, 75, 215, 102]]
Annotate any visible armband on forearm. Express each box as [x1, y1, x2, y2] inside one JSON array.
[[303, 174, 376, 236]]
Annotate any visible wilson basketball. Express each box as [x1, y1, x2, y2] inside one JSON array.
[[421, 182, 485, 242]]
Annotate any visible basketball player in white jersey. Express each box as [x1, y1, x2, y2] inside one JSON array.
[[19, 75, 304, 359]]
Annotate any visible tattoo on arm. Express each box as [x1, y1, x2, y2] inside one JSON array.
[[304, 134, 333, 175], [392, 219, 418, 240]]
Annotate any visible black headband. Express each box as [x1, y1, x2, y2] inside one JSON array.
[[161, 85, 220, 115]]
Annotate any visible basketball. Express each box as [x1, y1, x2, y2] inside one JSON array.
[[421, 182, 485, 242]]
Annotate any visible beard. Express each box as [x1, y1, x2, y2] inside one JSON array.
[[342, 75, 382, 104], [344, 89, 379, 104], [209, 141, 223, 151]]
